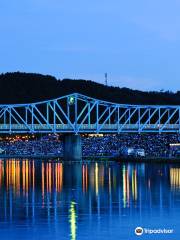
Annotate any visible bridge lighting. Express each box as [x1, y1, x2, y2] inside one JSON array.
[[68, 96, 75, 105], [0, 92, 180, 134]]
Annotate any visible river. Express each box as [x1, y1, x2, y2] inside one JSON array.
[[0, 159, 179, 239]]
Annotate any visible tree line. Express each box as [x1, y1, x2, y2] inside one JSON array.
[[0, 72, 179, 105]]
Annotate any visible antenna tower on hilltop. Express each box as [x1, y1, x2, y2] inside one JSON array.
[[105, 73, 108, 86]]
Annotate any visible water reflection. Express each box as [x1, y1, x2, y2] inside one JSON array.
[[69, 201, 77, 240], [0, 159, 179, 239], [170, 168, 180, 190]]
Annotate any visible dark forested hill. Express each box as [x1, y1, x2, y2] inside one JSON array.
[[0, 72, 180, 105]]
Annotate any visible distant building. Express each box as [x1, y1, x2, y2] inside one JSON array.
[[121, 147, 145, 157], [169, 143, 180, 157]]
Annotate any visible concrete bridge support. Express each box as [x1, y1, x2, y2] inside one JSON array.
[[63, 134, 82, 161]]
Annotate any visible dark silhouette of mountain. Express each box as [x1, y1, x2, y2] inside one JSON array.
[[0, 72, 179, 105]]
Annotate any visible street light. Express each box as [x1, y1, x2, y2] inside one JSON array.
[[68, 96, 75, 105]]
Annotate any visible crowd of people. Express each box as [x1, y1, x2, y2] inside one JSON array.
[[82, 134, 180, 157], [0, 133, 180, 157], [0, 135, 63, 156]]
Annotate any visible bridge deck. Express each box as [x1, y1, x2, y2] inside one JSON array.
[[0, 124, 179, 133]]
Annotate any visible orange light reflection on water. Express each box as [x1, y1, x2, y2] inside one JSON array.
[[170, 168, 180, 190]]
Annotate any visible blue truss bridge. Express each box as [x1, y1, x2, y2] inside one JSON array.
[[0, 92, 179, 134]]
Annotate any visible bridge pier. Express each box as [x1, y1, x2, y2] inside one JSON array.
[[63, 134, 82, 161]]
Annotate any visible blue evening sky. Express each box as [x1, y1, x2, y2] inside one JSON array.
[[0, 0, 180, 91]]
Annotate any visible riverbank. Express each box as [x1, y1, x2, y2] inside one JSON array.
[[115, 156, 180, 163], [0, 154, 180, 163], [0, 154, 62, 159]]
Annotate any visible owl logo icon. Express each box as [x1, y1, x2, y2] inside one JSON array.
[[135, 227, 143, 236]]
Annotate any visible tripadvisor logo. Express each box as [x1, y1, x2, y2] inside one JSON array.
[[135, 227, 143, 236], [134, 226, 174, 236]]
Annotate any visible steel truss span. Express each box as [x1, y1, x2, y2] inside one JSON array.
[[0, 92, 180, 134]]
